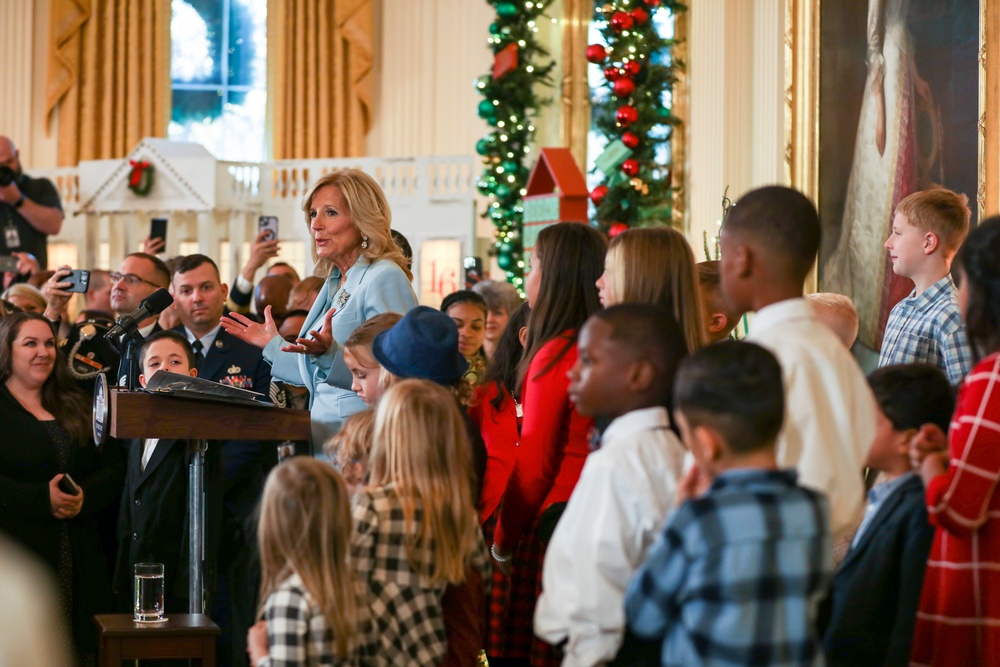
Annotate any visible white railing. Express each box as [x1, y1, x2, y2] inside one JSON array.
[[34, 155, 480, 307]]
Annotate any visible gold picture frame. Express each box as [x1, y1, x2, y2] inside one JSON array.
[[785, 0, 999, 220]]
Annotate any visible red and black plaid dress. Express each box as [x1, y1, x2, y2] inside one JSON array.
[[486, 336, 593, 667]]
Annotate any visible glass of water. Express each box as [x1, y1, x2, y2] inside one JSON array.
[[134, 562, 165, 622]]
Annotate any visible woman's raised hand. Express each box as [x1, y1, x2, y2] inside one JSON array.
[[220, 306, 280, 350], [281, 307, 335, 356]]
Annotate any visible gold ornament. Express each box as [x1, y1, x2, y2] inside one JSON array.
[[630, 177, 649, 195]]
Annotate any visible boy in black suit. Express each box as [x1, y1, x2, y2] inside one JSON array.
[[114, 330, 221, 615], [823, 364, 955, 666]]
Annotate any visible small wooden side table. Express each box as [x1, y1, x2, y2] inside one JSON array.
[[94, 614, 220, 666]]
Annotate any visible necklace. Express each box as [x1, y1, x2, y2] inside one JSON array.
[[510, 390, 523, 418]]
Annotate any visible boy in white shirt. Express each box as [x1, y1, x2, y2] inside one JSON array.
[[719, 185, 876, 541], [879, 188, 972, 386], [534, 304, 690, 667]]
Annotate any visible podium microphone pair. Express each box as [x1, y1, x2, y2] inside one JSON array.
[[105, 288, 174, 345]]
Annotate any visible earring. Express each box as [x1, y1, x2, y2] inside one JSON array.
[[361, 236, 369, 249]]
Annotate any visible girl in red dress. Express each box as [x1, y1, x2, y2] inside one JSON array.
[[911, 216, 1000, 666], [489, 222, 607, 667]]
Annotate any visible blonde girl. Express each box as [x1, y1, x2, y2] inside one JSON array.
[[248, 458, 359, 667], [322, 408, 375, 494], [343, 313, 403, 406], [352, 379, 488, 667], [596, 226, 706, 352]]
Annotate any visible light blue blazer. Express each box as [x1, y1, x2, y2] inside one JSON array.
[[263, 256, 418, 446]]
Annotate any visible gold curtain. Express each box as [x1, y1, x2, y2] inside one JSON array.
[[269, 0, 373, 159], [45, 0, 171, 167]]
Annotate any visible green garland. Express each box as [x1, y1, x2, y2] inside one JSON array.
[[475, 0, 555, 293], [587, 0, 685, 232]]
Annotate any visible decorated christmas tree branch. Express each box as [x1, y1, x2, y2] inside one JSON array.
[[587, 0, 685, 234], [475, 0, 555, 293]]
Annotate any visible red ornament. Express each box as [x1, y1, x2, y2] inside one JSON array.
[[603, 66, 621, 82], [590, 185, 609, 205], [586, 44, 608, 63], [609, 222, 630, 237], [630, 8, 649, 24], [644, 0, 661, 6], [610, 11, 634, 32], [622, 60, 641, 77], [621, 159, 640, 176], [613, 78, 636, 98], [621, 132, 640, 149], [616, 105, 639, 126]]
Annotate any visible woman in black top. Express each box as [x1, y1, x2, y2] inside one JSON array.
[[0, 312, 123, 662]]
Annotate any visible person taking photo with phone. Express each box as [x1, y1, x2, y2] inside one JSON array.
[[0, 137, 63, 270], [0, 312, 123, 664]]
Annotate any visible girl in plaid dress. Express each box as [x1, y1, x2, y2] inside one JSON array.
[[911, 217, 1000, 666], [247, 458, 360, 667], [352, 379, 490, 667]]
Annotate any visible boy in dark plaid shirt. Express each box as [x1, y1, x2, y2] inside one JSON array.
[[625, 341, 832, 667]]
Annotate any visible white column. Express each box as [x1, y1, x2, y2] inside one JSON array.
[[752, 0, 786, 186], [367, 0, 494, 157]]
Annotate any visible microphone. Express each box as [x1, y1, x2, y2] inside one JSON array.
[[105, 288, 174, 342]]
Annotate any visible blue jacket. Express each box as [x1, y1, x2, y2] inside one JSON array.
[[264, 256, 417, 445], [822, 474, 934, 667]]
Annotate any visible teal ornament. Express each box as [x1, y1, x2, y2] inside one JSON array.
[[478, 100, 497, 119], [476, 139, 490, 156], [657, 106, 672, 120], [497, 251, 514, 270], [496, 2, 518, 18], [489, 22, 500, 35], [501, 160, 518, 173], [495, 183, 512, 199]]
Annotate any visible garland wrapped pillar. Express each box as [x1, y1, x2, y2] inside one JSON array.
[[475, 1, 555, 294]]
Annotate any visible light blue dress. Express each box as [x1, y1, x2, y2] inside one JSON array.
[[263, 256, 418, 446]]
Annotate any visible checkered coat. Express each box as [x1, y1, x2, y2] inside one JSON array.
[[351, 484, 489, 667], [912, 352, 1000, 665]]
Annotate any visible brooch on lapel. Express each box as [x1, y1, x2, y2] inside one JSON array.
[[215, 339, 224, 348], [228, 365, 241, 374], [336, 290, 351, 309]]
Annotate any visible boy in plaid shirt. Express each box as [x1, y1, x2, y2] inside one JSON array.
[[879, 188, 972, 385], [625, 341, 832, 667]]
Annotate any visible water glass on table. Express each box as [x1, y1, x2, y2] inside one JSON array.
[[134, 562, 165, 622]]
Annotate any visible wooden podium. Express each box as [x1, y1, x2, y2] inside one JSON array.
[[105, 389, 311, 613]]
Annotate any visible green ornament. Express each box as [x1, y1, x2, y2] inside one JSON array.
[[501, 160, 518, 173], [495, 183, 512, 199], [657, 107, 672, 119], [478, 100, 497, 119], [489, 22, 500, 35], [476, 139, 490, 156], [496, 251, 514, 270], [496, 2, 518, 18]]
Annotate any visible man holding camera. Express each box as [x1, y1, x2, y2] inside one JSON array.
[[0, 136, 63, 269]]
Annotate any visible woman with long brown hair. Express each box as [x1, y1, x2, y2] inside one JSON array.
[[0, 312, 123, 662], [489, 222, 607, 666]]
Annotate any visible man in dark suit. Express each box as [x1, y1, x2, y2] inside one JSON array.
[[823, 364, 954, 666], [170, 253, 273, 667]]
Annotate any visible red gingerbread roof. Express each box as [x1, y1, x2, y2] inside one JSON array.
[[524, 148, 588, 198]]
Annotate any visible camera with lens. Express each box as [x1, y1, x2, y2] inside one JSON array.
[[0, 166, 15, 187]]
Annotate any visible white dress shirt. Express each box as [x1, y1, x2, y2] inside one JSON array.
[[748, 298, 876, 540], [141, 438, 160, 471], [535, 406, 686, 667]]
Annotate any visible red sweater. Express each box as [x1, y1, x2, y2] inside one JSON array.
[[494, 334, 593, 552], [469, 382, 521, 525]]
